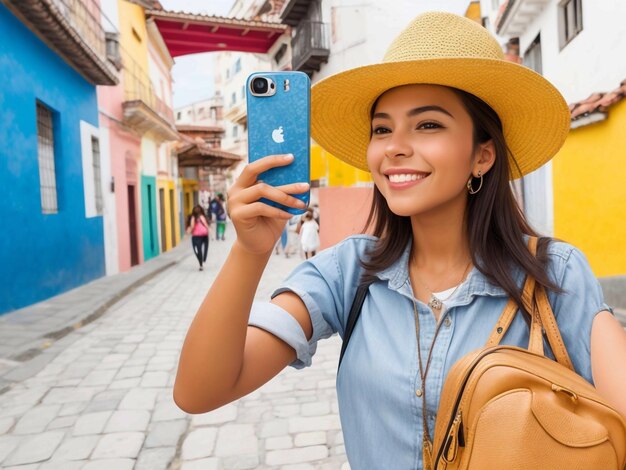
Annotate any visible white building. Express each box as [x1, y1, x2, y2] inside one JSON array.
[[174, 95, 223, 127], [479, 0, 626, 235], [306, 0, 468, 81]]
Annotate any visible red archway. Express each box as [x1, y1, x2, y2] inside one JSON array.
[[146, 9, 288, 57]]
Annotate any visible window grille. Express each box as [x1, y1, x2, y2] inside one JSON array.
[[37, 102, 58, 214], [92, 136, 103, 214]]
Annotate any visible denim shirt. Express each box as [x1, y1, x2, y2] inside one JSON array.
[[249, 235, 610, 469]]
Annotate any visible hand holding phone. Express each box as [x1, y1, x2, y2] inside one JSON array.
[[246, 71, 311, 215]]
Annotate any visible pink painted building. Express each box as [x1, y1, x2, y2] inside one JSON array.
[[98, 79, 144, 274]]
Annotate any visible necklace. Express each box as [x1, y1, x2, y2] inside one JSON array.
[[413, 261, 472, 311], [413, 298, 446, 470]]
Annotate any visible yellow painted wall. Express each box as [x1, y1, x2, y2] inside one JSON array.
[[168, 179, 180, 247], [311, 144, 372, 187], [182, 179, 199, 221], [464, 1, 482, 22], [157, 178, 179, 250], [118, 0, 150, 97], [552, 99, 626, 276]]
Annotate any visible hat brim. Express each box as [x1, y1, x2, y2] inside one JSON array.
[[311, 58, 570, 179]]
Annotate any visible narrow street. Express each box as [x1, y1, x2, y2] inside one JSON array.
[[0, 237, 348, 470]]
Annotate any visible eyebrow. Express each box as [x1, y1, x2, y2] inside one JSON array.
[[372, 105, 454, 120]]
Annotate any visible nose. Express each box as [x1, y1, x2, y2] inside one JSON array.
[[384, 129, 413, 159]]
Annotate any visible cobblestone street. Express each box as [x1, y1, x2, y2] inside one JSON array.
[[0, 237, 349, 469]]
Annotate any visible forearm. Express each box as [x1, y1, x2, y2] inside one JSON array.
[[175, 241, 272, 409]]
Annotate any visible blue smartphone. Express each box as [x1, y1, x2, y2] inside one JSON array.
[[246, 71, 310, 215]]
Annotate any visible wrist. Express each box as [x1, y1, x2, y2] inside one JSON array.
[[232, 240, 274, 260]]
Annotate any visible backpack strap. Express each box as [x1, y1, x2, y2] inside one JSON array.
[[338, 282, 372, 371], [535, 284, 574, 370], [486, 237, 574, 371]]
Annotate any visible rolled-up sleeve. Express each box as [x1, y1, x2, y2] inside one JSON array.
[[249, 301, 316, 369], [248, 236, 374, 369], [549, 244, 612, 383], [248, 242, 349, 369]]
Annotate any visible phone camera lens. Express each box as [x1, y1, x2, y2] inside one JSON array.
[[252, 77, 269, 94]]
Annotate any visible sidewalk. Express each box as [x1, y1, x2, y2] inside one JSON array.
[[0, 243, 191, 393], [0, 235, 351, 469]]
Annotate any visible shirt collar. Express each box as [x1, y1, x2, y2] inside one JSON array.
[[376, 241, 509, 303]]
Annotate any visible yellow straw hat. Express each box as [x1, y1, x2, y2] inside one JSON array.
[[310, 11, 570, 179]]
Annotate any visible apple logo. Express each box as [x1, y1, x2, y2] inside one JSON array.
[[272, 126, 285, 144]]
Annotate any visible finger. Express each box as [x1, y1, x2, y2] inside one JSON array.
[[232, 202, 294, 221], [236, 182, 309, 210], [236, 154, 295, 187], [274, 182, 311, 195]]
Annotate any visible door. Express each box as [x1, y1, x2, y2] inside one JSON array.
[[169, 189, 176, 247], [159, 188, 166, 252], [127, 185, 139, 266]]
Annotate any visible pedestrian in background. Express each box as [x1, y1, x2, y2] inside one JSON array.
[[186, 205, 210, 271], [299, 211, 320, 259], [175, 11, 626, 469], [211, 193, 227, 241]]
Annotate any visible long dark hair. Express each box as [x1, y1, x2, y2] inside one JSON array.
[[361, 87, 561, 316]]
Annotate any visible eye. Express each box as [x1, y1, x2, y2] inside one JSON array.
[[372, 126, 391, 135], [417, 121, 443, 130]]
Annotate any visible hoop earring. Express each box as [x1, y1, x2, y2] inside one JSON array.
[[467, 171, 483, 195]]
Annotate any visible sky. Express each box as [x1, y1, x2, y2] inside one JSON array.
[[160, 0, 236, 109]]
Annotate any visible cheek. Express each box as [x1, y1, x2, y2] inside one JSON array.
[[366, 140, 381, 170]]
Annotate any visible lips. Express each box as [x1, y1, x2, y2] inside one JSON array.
[[382, 169, 431, 190]]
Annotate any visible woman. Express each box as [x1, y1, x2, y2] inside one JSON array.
[[299, 210, 320, 259], [186, 205, 210, 271], [174, 12, 626, 468]]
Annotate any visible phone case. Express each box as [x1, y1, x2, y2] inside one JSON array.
[[246, 71, 310, 215]]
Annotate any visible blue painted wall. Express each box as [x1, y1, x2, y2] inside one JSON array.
[[0, 4, 105, 314]]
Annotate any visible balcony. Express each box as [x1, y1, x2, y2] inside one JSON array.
[[280, 0, 311, 27], [497, 0, 551, 36], [2, 0, 118, 85], [223, 102, 247, 126], [122, 53, 178, 142], [292, 21, 329, 76]]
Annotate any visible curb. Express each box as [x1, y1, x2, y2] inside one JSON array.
[[0, 242, 191, 393]]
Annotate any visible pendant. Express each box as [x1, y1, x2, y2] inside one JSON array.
[[428, 295, 443, 310], [423, 435, 434, 470]]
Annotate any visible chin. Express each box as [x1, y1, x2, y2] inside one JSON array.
[[386, 202, 424, 218]]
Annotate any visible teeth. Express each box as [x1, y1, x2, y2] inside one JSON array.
[[388, 173, 426, 183]]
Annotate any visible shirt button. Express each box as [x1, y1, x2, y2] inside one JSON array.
[[415, 389, 423, 397], [444, 317, 452, 327]]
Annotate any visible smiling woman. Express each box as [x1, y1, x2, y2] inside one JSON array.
[[174, 11, 626, 470]]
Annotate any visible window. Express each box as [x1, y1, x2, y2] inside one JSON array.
[[92, 137, 103, 215], [233, 125, 238, 139], [37, 102, 58, 214], [559, 0, 583, 48], [241, 85, 245, 99], [176, 111, 181, 120], [274, 43, 288, 65], [524, 35, 542, 75], [231, 92, 236, 106], [80, 121, 103, 218], [233, 58, 241, 74]]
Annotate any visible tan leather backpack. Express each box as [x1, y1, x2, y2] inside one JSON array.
[[430, 239, 626, 469]]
